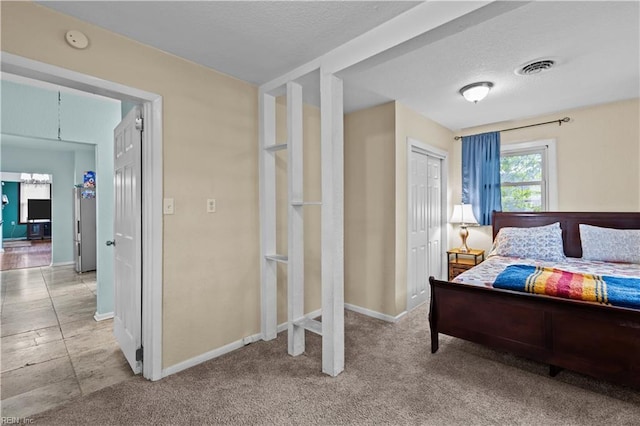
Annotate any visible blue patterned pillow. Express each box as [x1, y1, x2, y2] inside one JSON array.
[[580, 224, 640, 264], [493, 222, 565, 261]]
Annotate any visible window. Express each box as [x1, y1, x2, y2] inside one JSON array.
[[19, 182, 51, 223], [500, 140, 557, 212]]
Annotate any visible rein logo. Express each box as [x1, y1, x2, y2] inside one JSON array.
[[1, 418, 34, 424]]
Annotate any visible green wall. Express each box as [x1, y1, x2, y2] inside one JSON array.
[[2, 146, 75, 263], [1, 181, 27, 239], [1, 79, 120, 315], [1, 80, 59, 139]]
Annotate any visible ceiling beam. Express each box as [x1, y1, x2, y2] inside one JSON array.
[[259, 1, 494, 95], [339, 1, 531, 79]]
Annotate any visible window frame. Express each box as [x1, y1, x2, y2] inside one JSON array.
[[500, 139, 558, 212], [18, 182, 52, 224]]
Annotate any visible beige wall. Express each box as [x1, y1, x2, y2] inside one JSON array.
[[1, 2, 260, 367], [275, 99, 322, 322], [344, 102, 397, 315], [344, 101, 453, 317], [394, 102, 454, 314], [452, 98, 640, 252]]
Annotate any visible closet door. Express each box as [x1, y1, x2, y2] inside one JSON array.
[[408, 148, 442, 311], [426, 155, 442, 284]]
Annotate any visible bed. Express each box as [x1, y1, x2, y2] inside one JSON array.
[[428, 211, 640, 388]]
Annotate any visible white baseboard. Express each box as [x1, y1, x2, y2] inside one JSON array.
[[161, 308, 322, 378], [162, 336, 252, 378], [160, 305, 414, 379], [94, 311, 114, 321], [52, 261, 75, 267], [345, 303, 406, 323], [160, 305, 411, 379]]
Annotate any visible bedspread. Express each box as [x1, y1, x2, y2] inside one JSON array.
[[453, 255, 640, 289], [493, 264, 640, 309]]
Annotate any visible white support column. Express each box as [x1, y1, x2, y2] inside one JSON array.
[[260, 92, 278, 340], [320, 70, 344, 377], [287, 82, 305, 356]]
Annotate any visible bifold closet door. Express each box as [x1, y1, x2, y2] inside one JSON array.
[[408, 149, 442, 310]]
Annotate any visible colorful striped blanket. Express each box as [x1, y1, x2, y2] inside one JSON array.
[[493, 265, 640, 310]]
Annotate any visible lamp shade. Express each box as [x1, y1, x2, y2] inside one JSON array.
[[450, 204, 479, 225]]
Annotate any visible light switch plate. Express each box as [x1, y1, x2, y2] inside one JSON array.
[[207, 198, 216, 213], [163, 198, 174, 215]]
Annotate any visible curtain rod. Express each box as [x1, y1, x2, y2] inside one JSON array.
[[453, 117, 570, 140]]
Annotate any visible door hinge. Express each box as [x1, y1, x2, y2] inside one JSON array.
[[135, 117, 143, 131], [136, 346, 143, 362]]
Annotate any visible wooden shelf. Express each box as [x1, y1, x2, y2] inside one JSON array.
[[264, 254, 288, 263], [264, 143, 287, 152], [291, 201, 322, 206]]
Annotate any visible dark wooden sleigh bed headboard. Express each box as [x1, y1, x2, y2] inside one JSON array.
[[492, 212, 640, 258]]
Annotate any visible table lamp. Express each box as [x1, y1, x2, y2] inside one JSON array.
[[450, 203, 479, 253]]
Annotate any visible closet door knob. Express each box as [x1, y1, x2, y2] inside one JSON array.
[[106, 240, 116, 247]]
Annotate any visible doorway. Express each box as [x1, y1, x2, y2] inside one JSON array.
[[1, 52, 163, 381], [0, 173, 53, 270], [0, 77, 140, 417], [407, 139, 447, 311]]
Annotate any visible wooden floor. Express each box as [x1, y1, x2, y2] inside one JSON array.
[[0, 240, 52, 271]]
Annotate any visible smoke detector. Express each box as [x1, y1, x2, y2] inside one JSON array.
[[516, 59, 555, 76], [65, 30, 89, 49]]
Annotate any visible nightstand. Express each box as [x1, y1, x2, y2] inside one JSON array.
[[447, 248, 485, 280]]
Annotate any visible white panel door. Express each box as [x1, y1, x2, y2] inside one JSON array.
[[408, 149, 442, 311], [113, 107, 142, 374], [426, 156, 442, 283]]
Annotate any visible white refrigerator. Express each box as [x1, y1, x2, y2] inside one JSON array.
[[73, 187, 96, 272]]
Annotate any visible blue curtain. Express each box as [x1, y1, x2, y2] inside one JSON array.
[[462, 131, 502, 226]]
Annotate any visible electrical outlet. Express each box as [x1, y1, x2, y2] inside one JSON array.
[[207, 198, 216, 213]]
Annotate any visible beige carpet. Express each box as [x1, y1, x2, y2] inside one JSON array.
[[34, 304, 639, 425]]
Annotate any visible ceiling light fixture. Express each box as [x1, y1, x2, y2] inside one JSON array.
[[459, 82, 493, 103]]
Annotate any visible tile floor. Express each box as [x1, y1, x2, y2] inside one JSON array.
[[1, 265, 135, 418]]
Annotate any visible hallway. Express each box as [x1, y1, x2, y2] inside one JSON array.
[[0, 265, 135, 418]]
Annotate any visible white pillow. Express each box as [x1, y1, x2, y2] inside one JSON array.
[[492, 222, 565, 261], [579, 224, 640, 264]]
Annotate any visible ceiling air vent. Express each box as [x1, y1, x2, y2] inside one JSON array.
[[516, 59, 555, 76]]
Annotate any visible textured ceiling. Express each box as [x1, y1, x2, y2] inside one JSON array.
[[37, 1, 640, 130], [345, 1, 640, 130], [40, 1, 420, 85]]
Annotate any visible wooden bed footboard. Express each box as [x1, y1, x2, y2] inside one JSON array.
[[428, 277, 640, 388]]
